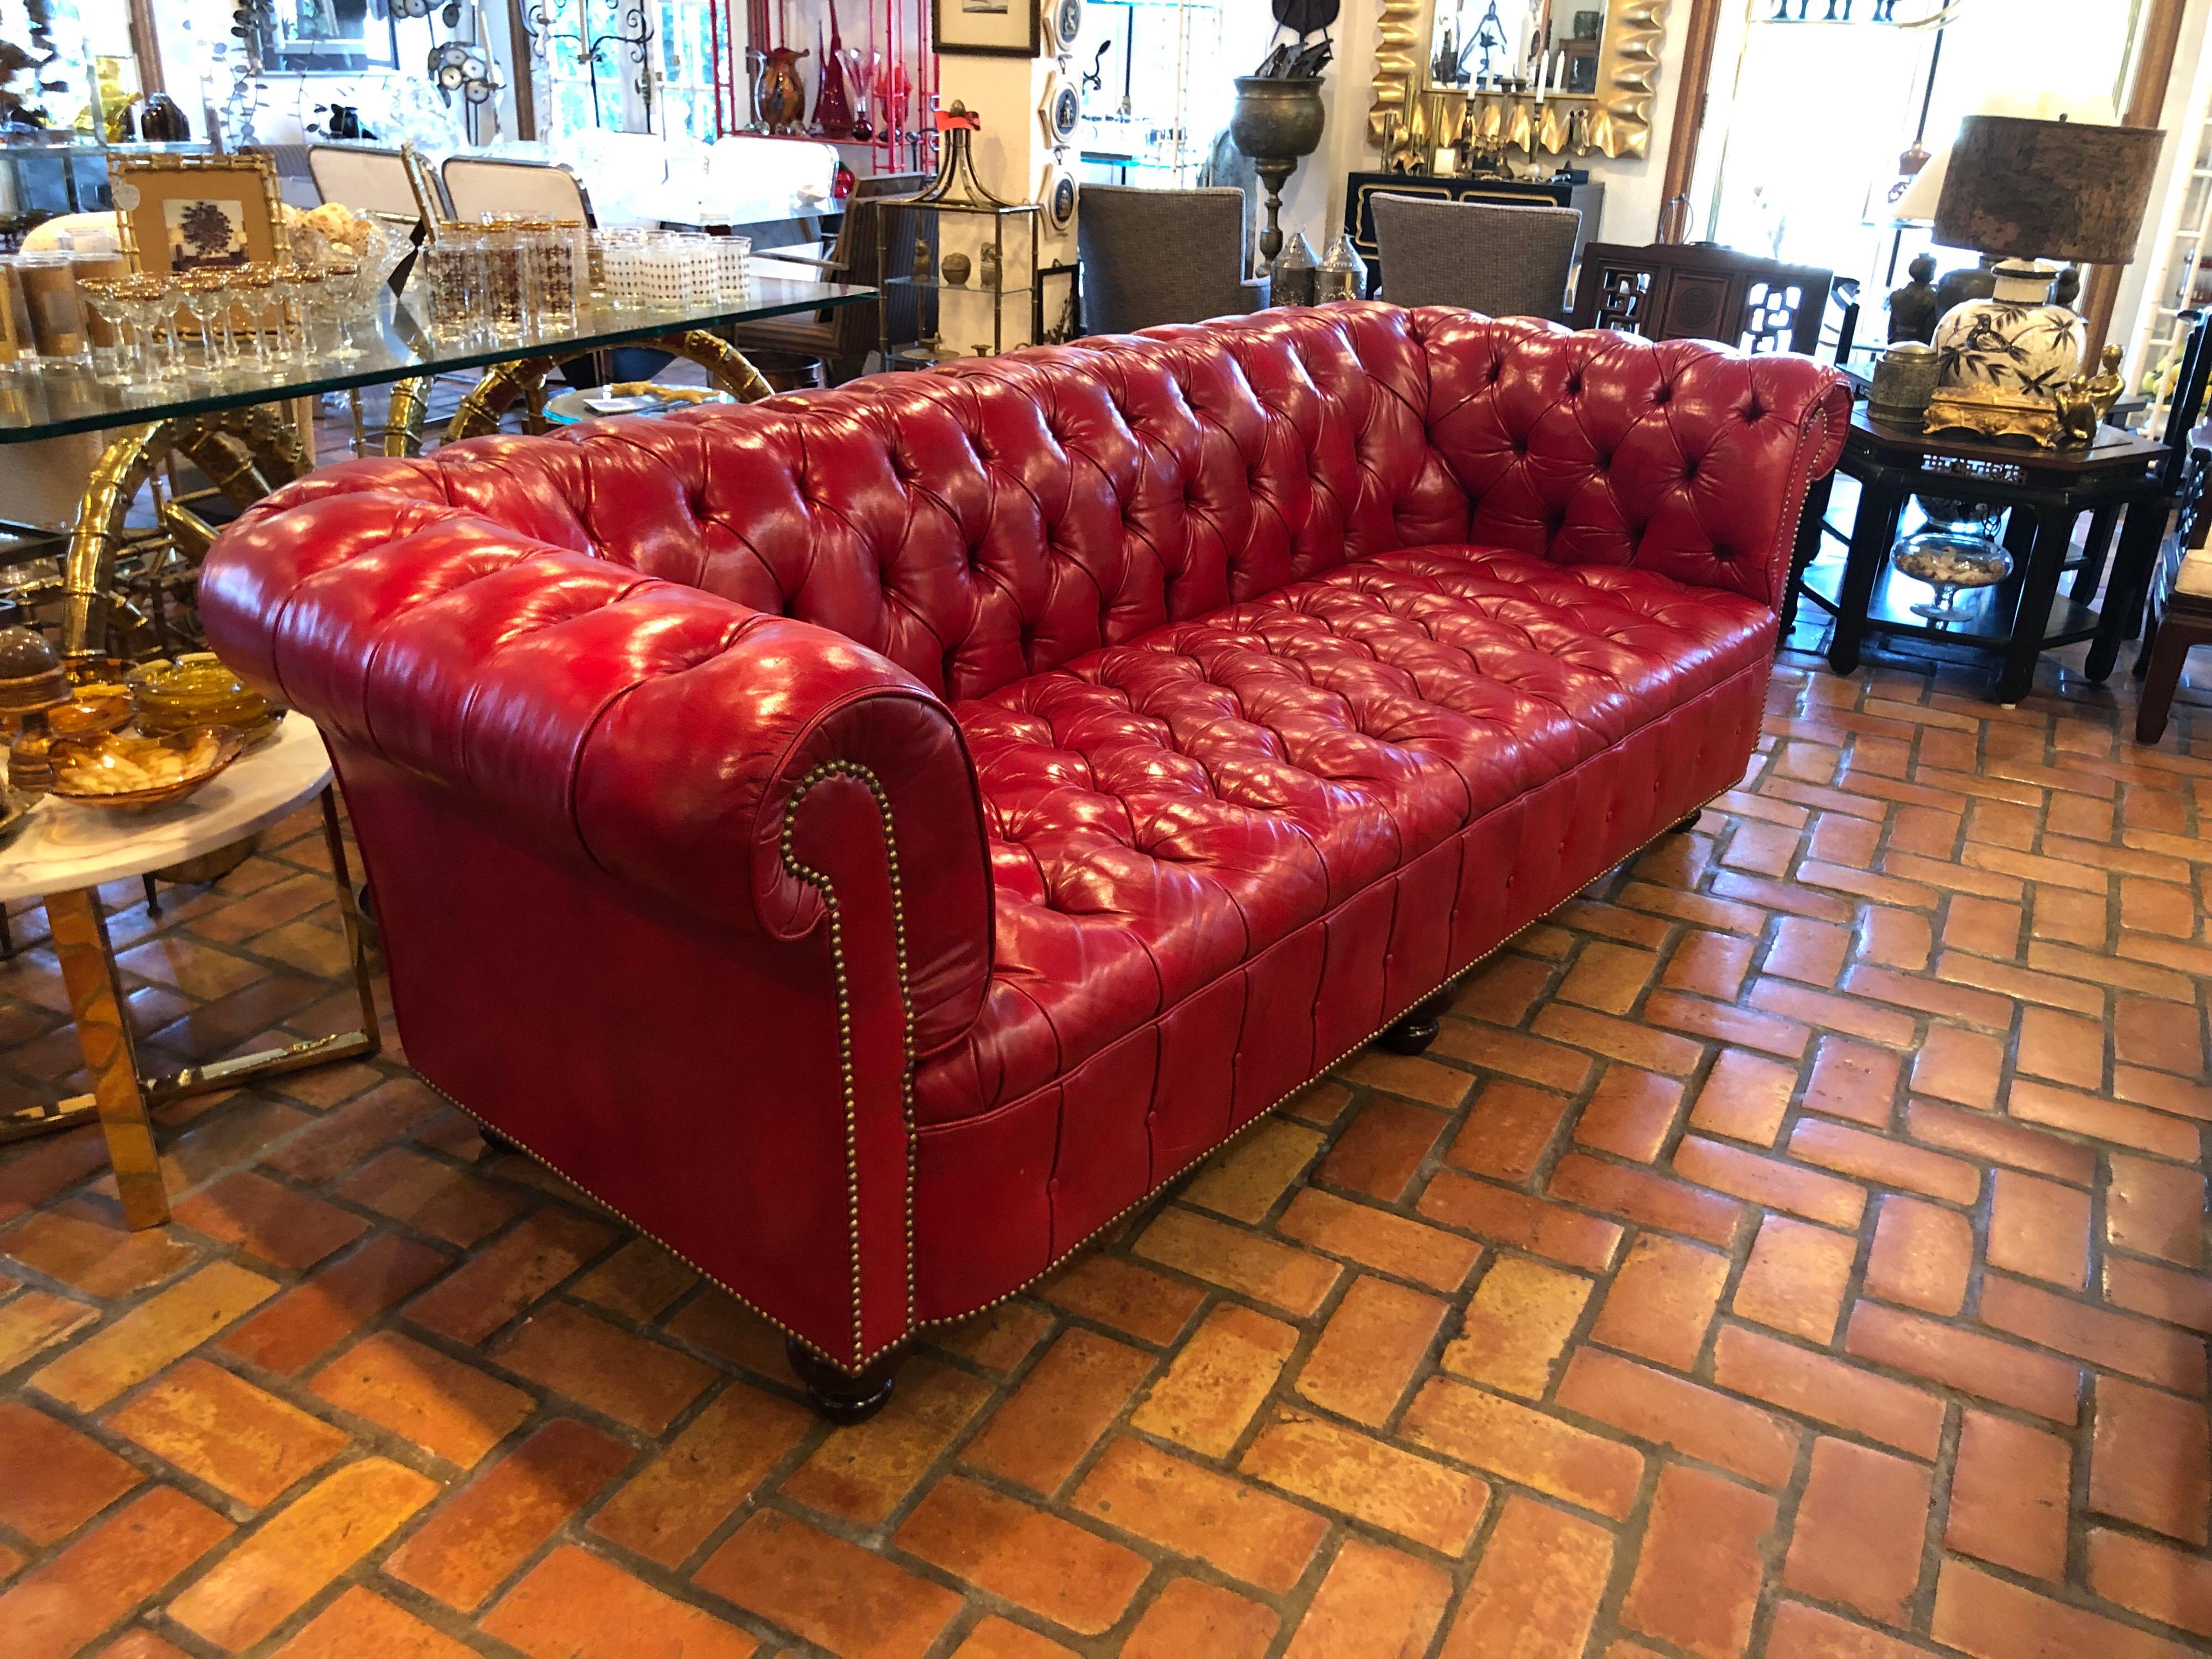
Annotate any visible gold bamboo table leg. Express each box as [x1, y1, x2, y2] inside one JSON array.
[[22, 786, 380, 1228], [46, 885, 167, 1228]]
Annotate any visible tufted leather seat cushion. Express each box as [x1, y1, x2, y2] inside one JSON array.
[[915, 541, 1773, 1121]]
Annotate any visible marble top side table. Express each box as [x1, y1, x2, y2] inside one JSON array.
[[0, 715, 379, 1228]]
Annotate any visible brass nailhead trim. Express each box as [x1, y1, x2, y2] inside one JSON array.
[[416, 766, 1740, 1374], [780, 760, 917, 1370]]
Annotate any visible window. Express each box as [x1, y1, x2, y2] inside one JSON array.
[[1696, 1, 2140, 302]]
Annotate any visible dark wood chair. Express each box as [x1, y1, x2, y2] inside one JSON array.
[[2131, 318, 2212, 744], [1570, 241, 1834, 356], [731, 173, 928, 384]]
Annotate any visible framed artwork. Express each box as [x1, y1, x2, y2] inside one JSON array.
[[255, 0, 403, 72], [933, 0, 1041, 58], [111, 154, 289, 277]]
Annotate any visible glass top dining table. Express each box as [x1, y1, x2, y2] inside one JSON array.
[[0, 267, 874, 446]]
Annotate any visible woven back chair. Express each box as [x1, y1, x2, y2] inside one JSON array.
[[1371, 193, 1580, 320], [1077, 186, 1267, 335], [732, 174, 928, 384]]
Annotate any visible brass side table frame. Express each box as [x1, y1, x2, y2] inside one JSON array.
[[6, 763, 379, 1229]]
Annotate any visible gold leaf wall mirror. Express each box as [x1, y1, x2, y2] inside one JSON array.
[[1370, 0, 1673, 161]]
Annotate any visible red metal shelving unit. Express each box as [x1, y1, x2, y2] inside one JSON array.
[[709, 0, 937, 176]]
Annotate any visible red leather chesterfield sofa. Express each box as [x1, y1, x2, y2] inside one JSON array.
[[201, 303, 1847, 1419]]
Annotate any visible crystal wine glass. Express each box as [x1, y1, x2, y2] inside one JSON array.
[[117, 276, 181, 384], [105, 278, 152, 387], [267, 264, 309, 360], [316, 262, 363, 360], [178, 273, 230, 377], [75, 279, 128, 383], [233, 265, 276, 368]]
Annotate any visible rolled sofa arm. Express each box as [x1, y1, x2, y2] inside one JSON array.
[[199, 481, 997, 1054]]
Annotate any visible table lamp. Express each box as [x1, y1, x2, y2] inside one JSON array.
[[1927, 112, 2163, 395]]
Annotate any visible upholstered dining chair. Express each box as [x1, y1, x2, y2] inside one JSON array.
[[1370, 194, 1582, 320], [1077, 185, 1268, 335], [309, 144, 438, 220], [441, 155, 595, 226]]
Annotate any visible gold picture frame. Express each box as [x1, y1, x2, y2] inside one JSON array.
[[111, 152, 289, 278], [1370, 0, 1673, 159], [400, 142, 445, 242]]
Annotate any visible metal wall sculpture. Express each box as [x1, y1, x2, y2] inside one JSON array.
[[1371, 0, 1673, 159]]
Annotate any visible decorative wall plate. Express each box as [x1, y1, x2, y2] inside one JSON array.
[[1041, 163, 1077, 231], [1044, 0, 1084, 55], [1039, 70, 1081, 146]]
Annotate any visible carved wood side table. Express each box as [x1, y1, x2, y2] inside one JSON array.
[[1793, 410, 2170, 705]]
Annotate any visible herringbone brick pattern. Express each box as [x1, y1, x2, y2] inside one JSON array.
[[0, 646, 2206, 1659]]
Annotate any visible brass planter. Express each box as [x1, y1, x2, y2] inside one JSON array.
[[1232, 77, 1328, 265]]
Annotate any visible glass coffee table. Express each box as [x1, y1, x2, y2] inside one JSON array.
[[0, 269, 873, 660]]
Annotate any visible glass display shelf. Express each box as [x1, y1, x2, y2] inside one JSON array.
[[883, 275, 1036, 296], [0, 274, 875, 446]]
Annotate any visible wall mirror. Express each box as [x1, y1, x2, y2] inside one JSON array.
[[1370, 0, 1672, 159]]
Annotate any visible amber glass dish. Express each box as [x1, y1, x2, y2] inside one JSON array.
[[126, 654, 280, 744]]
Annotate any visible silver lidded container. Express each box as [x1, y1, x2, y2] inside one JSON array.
[[1271, 231, 1319, 307], [1870, 341, 1940, 429], [1315, 232, 1368, 302]]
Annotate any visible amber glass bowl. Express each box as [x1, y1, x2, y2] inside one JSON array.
[[126, 654, 279, 744], [49, 726, 246, 812], [48, 683, 135, 738]]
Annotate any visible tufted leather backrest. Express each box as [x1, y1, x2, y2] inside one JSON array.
[[232, 302, 1844, 702]]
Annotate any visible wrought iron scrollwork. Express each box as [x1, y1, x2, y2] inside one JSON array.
[[521, 0, 657, 131]]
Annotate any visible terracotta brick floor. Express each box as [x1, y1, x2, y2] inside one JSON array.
[[0, 638, 2208, 1659]]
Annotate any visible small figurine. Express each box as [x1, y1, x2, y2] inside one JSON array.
[[979, 242, 1001, 290], [1886, 252, 1939, 344], [2053, 374, 2101, 446], [912, 237, 931, 283], [2085, 342, 2125, 422]]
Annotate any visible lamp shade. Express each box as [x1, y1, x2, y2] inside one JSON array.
[[1933, 114, 2164, 264]]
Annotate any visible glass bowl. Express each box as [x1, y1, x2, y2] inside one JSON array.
[[48, 684, 135, 738], [1891, 530, 2013, 623], [125, 654, 280, 744], [49, 726, 245, 812]]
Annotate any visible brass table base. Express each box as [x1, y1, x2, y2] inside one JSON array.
[[28, 786, 379, 1229]]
